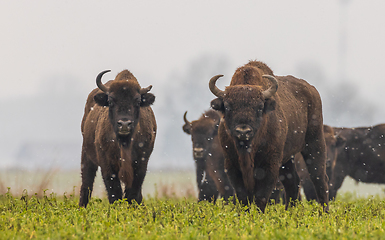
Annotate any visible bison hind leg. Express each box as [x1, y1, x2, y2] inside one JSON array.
[[79, 152, 98, 207], [279, 158, 300, 209], [302, 176, 318, 201], [301, 149, 329, 212]]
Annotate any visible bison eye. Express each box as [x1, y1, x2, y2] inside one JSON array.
[[257, 103, 264, 115], [108, 98, 115, 108], [224, 102, 231, 112]]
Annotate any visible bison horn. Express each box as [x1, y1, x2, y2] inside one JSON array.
[[96, 70, 111, 93], [209, 75, 225, 99], [183, 111, 191, 125], [140, 85, 153, 94], [262, 75, 278, 99]]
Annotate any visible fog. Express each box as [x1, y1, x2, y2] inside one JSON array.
[[1, 1, 385, 170]]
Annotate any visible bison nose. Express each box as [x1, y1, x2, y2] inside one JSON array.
[[235, 124, 253, 140], [117, 120, 133, 133], [193, 148, 204, 158]]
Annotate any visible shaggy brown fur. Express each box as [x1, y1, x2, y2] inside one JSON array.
[[79, 70, 156, 207], [183, 110, 234, 202], [294, 125, 346, 201], [210, 60, 329, 212], [329, 124, 385, 199]]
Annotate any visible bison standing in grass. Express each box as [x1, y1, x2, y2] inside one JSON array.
[[209, 60, 329, 212], [183, 110, 234, 202], [79, 70, 156, 207], [329, 124, 385, 199]]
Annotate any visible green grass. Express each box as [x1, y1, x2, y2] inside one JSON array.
[[1, 191, 385, 239]]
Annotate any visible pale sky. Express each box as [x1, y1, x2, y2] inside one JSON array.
[[1, 1, 384, 100]]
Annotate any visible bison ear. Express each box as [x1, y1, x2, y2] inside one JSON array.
[[336, 135, 346, 148], [141, 93, 155, 107], [211, 98, 224, 112], [182, 123, 192, 135], [264, 99, 276, 113], [94, 93, 109, 107]]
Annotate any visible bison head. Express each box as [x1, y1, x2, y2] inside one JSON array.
[[93, 70, 155, 146], [324, 125, 346, 180], [209, 74, 278, 151], [183, 111, 220, 160]]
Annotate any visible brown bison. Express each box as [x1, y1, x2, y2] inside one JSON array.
[[183, 110, 234, 202], [329, 124, 385, 199], [295, 125, 346, 201], [209, 60, 329, 212], [79, 70, 156, 207]]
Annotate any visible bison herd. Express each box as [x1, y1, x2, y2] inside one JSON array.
[[79, 60, 385, 213]]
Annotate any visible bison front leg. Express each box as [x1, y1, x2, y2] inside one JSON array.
[[124, 162, 148, 204], [279, 158, 300, 209], [269, 182, 285, 205], [253, 166, 279, 213], [101, 167, 123, 204], [225, 160, 250, 205], [216, 171, 234, 201], [196, 160, 218, 202], [79, 150, 98, 207], [206, 157, 234, 202], [199, 174, 219, 202], [328, 161, 347, 200]]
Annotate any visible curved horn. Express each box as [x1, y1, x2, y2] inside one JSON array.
[[262, 75, 278, 99], [209, 75, 225, 99], [140, 85, 152, 94], [96, 70, 111, 93], [183, 111, 191, 125]]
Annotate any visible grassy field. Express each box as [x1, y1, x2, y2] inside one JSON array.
[[1, 192, 385, 239], [0, 169, 385, 239]]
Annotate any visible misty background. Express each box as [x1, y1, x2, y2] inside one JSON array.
[[1, 1, 385, 172]]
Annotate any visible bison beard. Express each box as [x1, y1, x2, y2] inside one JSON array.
[[238, 152, 255, 192], [119, 147, 134, 189], [79, 69, 156, 208], [209, 60, 329, 212]]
